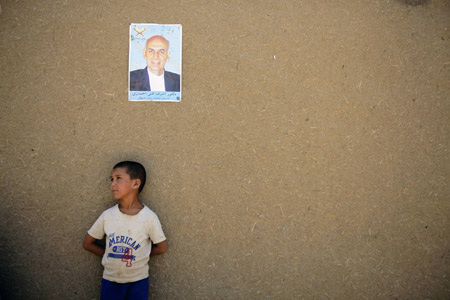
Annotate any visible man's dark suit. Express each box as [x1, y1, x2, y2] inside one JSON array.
[[129, 67, 180, 92]]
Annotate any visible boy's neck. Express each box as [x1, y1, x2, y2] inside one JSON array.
[[118, 196, 144, 215]]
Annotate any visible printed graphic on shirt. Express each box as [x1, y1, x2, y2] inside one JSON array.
[[107, 233, 141, 267]]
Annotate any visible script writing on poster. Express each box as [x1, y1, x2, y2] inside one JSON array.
[[129, 91, 181, 102]]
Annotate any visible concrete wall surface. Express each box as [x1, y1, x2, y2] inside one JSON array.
[[0, 0, 449, 299]]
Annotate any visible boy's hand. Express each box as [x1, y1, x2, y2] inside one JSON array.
[[83, 234, 105, 257]]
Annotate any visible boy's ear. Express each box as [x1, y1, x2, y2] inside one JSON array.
[[133, 179, 141, 190]]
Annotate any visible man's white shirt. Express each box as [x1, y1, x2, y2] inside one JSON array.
[[148, 69, 165, 91]]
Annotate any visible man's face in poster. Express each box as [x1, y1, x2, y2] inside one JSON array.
[[144, 36, 170, 76]]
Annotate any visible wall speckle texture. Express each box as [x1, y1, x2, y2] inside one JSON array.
[[0, 0, 449, 299]]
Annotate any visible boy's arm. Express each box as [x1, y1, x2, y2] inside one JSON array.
[[83, 234, 105, 257], [151, 240, 168, 256]]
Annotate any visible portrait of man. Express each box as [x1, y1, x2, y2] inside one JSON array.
[[128, 23, 182, 101], [129, 35, 181, 92]]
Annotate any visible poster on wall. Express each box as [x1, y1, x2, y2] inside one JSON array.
[[129, 23, 182, 102]]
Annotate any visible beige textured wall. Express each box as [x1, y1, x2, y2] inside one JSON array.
[[0, 0, 449, 299]]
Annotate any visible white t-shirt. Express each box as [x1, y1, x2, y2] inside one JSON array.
[[88, 204, 166, 283]]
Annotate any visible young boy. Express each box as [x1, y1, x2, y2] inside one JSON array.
[[83, 161, 167, 300]]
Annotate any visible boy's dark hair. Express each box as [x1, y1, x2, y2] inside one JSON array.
[[113, 161, 146, 193]]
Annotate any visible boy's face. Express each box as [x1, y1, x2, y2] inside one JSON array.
[[110, 167, 140, 201]]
